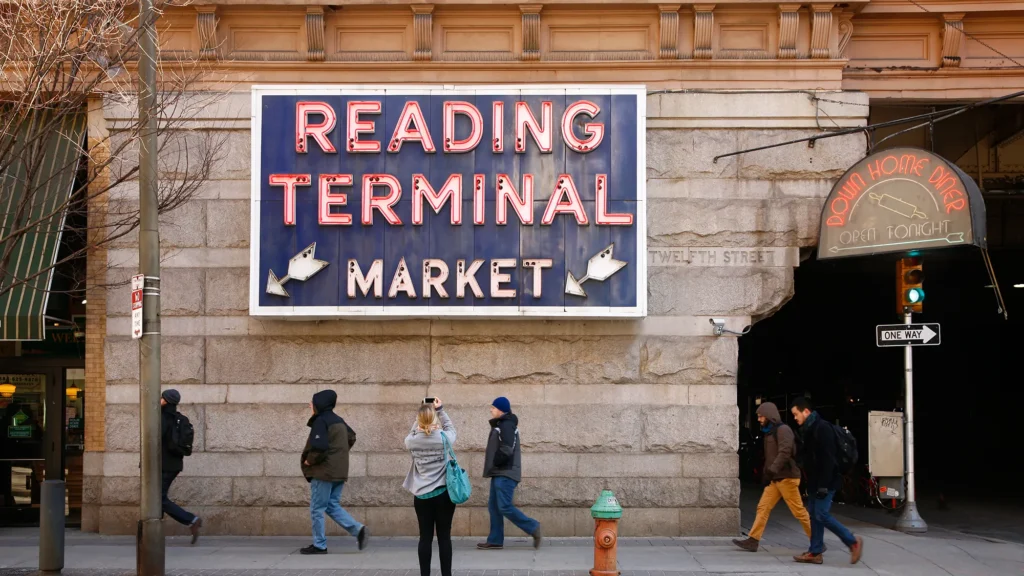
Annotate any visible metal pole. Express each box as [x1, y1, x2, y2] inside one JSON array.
[[39, 370, 65, 573], [137, 0, 164, 573], [896, 310, 928, 533]]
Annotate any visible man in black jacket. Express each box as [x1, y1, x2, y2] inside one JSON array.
[[790, 397, 863, 565], [160, 389, 201, 544], [477, 397, 541, 550], [300, 390, 368, 555]]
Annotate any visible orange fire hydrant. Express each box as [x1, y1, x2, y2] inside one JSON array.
[[590, 490, 623, 576]]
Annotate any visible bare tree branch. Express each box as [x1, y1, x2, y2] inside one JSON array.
[[0, 0, 229, 301]]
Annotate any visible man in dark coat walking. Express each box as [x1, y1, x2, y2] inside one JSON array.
[[300, 390, 369, 555], [160, 389, 201, 543], [477, 397, 541, 550], [790, 397, 863, 565], [733, 402, 810, 552]]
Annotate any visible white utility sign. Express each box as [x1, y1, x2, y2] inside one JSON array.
[[876, 323, 940, 347], [131, 274, 144, 340]]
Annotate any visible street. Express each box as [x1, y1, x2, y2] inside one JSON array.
[[2, 485, 1022, 576]]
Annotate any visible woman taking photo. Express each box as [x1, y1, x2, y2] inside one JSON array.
[[404, 398, 457, 576]]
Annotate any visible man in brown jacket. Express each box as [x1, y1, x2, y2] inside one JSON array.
[[733, 402, 811, 552]]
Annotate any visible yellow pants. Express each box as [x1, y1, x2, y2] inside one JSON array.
[[748, 477, 812, 540]]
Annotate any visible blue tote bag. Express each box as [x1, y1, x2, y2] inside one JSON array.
[[441, 432, 472, 504]]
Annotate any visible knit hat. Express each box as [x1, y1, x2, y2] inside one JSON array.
[[492, 397, 511, 414], [161, 389, 181, 405]]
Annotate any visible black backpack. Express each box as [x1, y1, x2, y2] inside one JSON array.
[[830, 422, 858, 474], [168, 413, 194, 457]]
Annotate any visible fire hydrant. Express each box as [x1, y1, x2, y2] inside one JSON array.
[[590, 490, 623, 576]]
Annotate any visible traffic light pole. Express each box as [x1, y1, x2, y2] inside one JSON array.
[[895, 310, 928, 533]]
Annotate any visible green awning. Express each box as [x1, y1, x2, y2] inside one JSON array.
[[1, 111, 87, 341]]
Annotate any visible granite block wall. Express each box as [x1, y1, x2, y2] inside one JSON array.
[[83, 89, 868, 536]]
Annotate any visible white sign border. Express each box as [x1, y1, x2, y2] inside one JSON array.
[[249, 84, 648, 319]]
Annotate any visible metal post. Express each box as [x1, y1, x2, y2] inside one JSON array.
[[39, 370, 65, 573], [896, 310, 928, 533], [137, 0, 164, 574]]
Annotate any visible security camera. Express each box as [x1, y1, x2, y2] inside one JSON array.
[[710, 318, 726, 336], [709, 318, 751, 337]]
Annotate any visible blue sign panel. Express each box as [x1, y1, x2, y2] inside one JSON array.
[[250, 85, 647, 317]]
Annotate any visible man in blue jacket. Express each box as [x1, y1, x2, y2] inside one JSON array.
[[477, 397, 542, 550], [790, 397, 863, 565]]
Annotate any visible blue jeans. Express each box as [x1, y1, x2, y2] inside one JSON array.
[[807, 489, 856, 554], [161, 471, 196, 526], [486, 476, 539, 545], [310, 479, 363, 550]]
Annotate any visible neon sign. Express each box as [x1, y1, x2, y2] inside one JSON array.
[[250, 85, 647, 317], [818, 147, 986, 259]]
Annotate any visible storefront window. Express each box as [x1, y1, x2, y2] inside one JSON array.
[[65, 368, 85, 521], [0, 374, 47, 525]]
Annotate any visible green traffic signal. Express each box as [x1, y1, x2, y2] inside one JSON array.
[[906, 287, 925, 304]]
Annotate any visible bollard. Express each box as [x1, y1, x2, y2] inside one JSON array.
[[39, 479, 66, 573], [590, 490, 623, 576]]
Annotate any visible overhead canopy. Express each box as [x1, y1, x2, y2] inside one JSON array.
[[0, 112, 87, 340], [818, 147, 987, 260]]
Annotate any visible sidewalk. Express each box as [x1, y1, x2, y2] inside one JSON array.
[[2, 512, 1022, 576]]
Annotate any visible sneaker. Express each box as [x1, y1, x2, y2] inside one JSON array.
[[300, 544, 328, 555], [793, 552, 823, 564], [476, 542, 503, 550], [849, 536, 864, 564], [532, 525, 543, 549], [357, 526, 369, 551], [189, 517, 202, 545], [731, 537, 759, 552]]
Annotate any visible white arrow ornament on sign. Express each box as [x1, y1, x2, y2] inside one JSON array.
[[565, 243, 627, 298], [266, 242, 329, 297]]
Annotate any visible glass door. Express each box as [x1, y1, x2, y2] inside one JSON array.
[[64, 368, 85, 524], [0, 373, 47, 526]]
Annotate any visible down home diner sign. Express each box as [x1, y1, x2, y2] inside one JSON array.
[[250, 85, 647, 318]]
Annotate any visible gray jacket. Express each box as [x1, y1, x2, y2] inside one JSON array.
[[483, 412, 521, 482], [403, 407, 456, 496]]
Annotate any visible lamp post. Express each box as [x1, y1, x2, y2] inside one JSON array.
[[136, 0, 164, 574]]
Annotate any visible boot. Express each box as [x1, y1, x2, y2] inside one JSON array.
[[731, 537, 759, 552], [793, 552, 823, 564], [189, 517, 202, 545]]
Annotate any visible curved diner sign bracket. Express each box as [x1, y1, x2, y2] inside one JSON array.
[[817, 147, 987, 260]]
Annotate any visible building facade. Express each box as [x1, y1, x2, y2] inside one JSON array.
[[65, 0, 1024, 537]]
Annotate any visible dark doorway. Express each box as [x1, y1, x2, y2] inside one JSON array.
[[739, 241, 1022, 493]]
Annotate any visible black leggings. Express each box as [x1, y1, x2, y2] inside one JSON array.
[[413, 490, 456, 576]]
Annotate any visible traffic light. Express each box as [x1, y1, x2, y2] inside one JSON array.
[[896, 257, 924, 313]]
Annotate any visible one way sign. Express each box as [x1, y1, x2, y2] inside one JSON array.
[[876, 323, 941, 347]]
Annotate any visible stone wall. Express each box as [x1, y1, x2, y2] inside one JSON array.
[[83, 90, 868, 537]]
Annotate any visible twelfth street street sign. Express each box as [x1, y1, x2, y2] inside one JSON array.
[[876, 323, 941, 347]]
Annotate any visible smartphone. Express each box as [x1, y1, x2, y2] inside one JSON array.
[[423, 397, 436, 404]]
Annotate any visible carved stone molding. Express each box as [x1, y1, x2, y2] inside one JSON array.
[[810, 4, 833, 59], [778, 4, 800, 59], [520, 5, 542, 61], [412, 5, 434, 62], [659, 5, 681, 60], [306, 7, 325, 62], [942, 12, 965, 67], [196, 6, 218, 60], [837, 10, 854, 58], [693, 4, 714, 60]]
